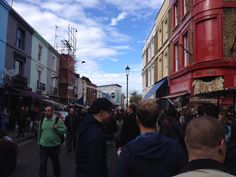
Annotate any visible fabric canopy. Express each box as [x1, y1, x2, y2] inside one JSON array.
[[143, 78, 168, 100], [12, 88, 48, 100]]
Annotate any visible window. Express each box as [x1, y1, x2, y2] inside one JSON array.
[[148, 68, 151, 86], [174, 43, 180, 71], [164, 19, 168, 41], [163, 52, 168, 77], [38, 45, 42, 61], [16, 28, 25, 49], [111, 92, 115, 99], [151, 39, 155, 58], [183, 32, 189, 66], [38, 70, 41, 82], [184, 0, 187, 15], [52, 55, 56, 71], [158, 57, 163, 80], [174, 2, 179, 27], [151, 65, 155, 85], [14, 60, 23, 75], [51, 77, 56, 87]]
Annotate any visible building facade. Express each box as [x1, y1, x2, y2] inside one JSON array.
[[59, 54, 76, 104], [46, 46, 60, 99], [169, 0, 236, 96], [81, 76, 97, 106], [142, 0, 170, 99], [98, 84, 122, 106], [143, 0, 236, 99], [30, 32, 48, 95], [0, 1, 9, 87]]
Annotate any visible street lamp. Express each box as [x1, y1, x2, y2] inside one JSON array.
[[125, 65, 130, 109]]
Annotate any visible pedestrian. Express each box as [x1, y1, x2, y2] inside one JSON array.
[[38, 105, 67, 177], [115, 99, 187, 177], [17, 106, 26, 138], [65, 107, 79, 152], [224, 120, 236, 176], [75, 98, 114, 177], [174, 116, 234, 177], [119, 103, 140, 148], [103, 112, 118, 177]]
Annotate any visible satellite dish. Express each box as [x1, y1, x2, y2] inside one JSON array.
[[5, 69, 18, 77]]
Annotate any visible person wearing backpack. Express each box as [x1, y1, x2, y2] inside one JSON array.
[[38, 105, 67, 177]]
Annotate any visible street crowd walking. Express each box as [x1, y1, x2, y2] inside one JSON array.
[[2, 97, 236, 177]]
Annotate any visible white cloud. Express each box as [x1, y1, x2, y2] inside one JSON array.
[[105, 0, 164, 14], [110, 12, 128, 26], [9, 0, 159, 93]]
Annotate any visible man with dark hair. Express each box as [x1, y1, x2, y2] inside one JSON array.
[[175, 116, 234, 177], [65, 107, 79, 153], [75, 98, 113, 177], [116, 99, 186, 177], [119, 103, 139, 148]]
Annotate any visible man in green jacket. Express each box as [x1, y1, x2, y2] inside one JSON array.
[[38, 105, 67, 177]]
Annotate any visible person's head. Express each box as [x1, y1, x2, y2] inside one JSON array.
[[44, 105, 54, 118], [198, 103, 218, 118], [185, 116, 226, 163], [69, 107, 75, 115], [136, 99, 159, 130], [88, 98, 113, 123], [128, 103, 137, 114]]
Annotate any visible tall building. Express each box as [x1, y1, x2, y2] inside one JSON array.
[[142, 0, 236, 99], [169, 0, 236, 96], [142, 0, 170, 99], [81, 76, 97, 106]]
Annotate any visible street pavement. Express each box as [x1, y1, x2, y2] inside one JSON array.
[[9, 138, 76, 177]]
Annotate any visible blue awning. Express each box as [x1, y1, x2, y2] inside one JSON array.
[[143, 78, 168, 100]]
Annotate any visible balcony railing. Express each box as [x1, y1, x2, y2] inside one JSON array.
[[37, 80, 46, 91]]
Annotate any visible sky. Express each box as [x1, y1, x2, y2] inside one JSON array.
[[6, 0, 164, 94]]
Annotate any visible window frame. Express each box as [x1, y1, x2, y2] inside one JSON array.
[[16, 28, 25, 49]]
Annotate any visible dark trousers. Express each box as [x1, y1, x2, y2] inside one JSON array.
[[66, 132, 77, 151], [39, 145, 61, 177]]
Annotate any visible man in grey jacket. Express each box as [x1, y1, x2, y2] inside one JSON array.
[[175, 116, 234, 177]]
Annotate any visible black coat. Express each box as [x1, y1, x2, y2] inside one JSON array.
[[119, 112, 140, 147], [116, 132, 187, 177], [75, 114, 107, 177], [224, 141, 236, 176]]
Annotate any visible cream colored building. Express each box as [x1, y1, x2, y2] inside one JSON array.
[[142, 0, 170, 99]]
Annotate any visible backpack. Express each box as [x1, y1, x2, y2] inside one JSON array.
[[39, 117, 65, 145]]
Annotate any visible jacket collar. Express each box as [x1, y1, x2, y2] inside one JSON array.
[[182, 159, 227, 173]]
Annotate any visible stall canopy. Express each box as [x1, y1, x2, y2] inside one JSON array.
[[12, 88, 48, 100], [143, 77, 168, 100]]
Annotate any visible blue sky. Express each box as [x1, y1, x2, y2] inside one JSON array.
[[6, 0, 163, 93]]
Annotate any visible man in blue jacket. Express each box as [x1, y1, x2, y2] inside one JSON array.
[[75, 98, 114, 177], [115, 99, 187, 177]]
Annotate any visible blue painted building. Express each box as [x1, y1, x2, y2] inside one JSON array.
[[0, 0, 9, 86]]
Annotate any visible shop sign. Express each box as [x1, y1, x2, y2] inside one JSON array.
[[192, 77, 224, 94]]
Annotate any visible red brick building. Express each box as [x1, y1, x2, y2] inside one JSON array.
[[81, 76, 97, 106], [169, 0, 236, 96], [59, 54, 76, 104]]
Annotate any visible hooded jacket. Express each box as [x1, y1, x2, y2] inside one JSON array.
[[115, 132, 187, 177], [75, 114, 107, 177]]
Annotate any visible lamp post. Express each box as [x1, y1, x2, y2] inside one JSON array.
[[125, 65, 130, 109]]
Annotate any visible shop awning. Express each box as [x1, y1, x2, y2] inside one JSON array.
[[42, 99, 64, 107], [12, 88, 48, 100], [143, 78, 168, 100]]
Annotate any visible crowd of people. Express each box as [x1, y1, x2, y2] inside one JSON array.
[[1, 97, 236, 177]]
